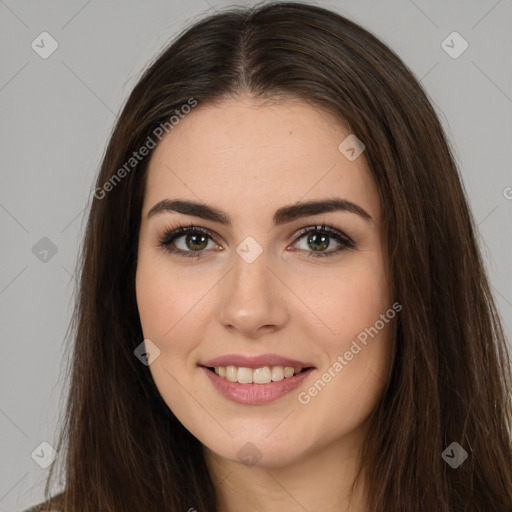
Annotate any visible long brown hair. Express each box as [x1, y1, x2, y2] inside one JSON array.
[[39, 2, 512, 511]]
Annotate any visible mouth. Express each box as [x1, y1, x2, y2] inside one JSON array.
[[198, 354, 316, 404], [199, 364, 316, 405], [201, 364, 314, 384]]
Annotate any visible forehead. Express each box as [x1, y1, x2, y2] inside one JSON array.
[[143, 96, 380, 223]]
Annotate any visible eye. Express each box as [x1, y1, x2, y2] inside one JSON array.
[[157, 223, 220, 258], [157, 222, 355, 258], [291, 223, 355, 258]]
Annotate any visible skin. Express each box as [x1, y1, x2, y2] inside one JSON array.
[[136, 94, 394, 512]]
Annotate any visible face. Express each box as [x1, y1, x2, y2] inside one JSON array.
[[136, 94, 394, 469]]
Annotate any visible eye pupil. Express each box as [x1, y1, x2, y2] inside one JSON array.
[[187, 233, 208, 251], [308, 233, 329, 251]]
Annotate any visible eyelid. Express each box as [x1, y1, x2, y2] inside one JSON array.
[[292, 222, 354, 246]]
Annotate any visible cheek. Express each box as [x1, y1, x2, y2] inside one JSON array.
[[135, 250, 215, 398], [135, 254, 204, 419], [296, 305, 394, 451], [135, 251, 202, 342], [291, 252, 393, 411], [135, 263, 170, 340], [291, 253, 391, 349]]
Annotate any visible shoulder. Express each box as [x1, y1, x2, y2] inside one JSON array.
[[22, 505, 60, 512], [22, 492, 64, 512], [22, 506, 58, 512]]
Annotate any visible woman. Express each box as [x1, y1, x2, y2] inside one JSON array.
[[25, 1, 512, 511]]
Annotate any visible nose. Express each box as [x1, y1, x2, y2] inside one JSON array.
[[218, 248, 289, 338]]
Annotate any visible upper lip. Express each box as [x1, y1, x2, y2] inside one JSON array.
[[200, 353, 315, 369]]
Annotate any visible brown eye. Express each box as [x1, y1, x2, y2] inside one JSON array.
[[181, 232, 209, 251], [292, 225, 355, 258], [304, 232, 330, 252], [159, 226, 217, 258]]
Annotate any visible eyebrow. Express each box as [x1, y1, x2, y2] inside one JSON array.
[[147, 198, 372, 226]]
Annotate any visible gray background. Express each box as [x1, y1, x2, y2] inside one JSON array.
[[0, 0, 511, 510]]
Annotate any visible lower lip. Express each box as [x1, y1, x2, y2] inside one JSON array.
[[200, 366, 315, 405]]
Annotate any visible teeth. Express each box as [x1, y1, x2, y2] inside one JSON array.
[[253, 366, 272, 384], [271, 366, 284, 381], [237, 367, 253, 384], [226, 365, 238, 382], [284, 366, 294, 378], [212, 365, 305, 384]]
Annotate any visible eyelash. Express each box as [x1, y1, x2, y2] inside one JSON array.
[[157, 221, 355, 259]]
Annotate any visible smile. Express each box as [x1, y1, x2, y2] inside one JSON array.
[[207, 365, 308, 384], [200, 365, 315, 404]]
